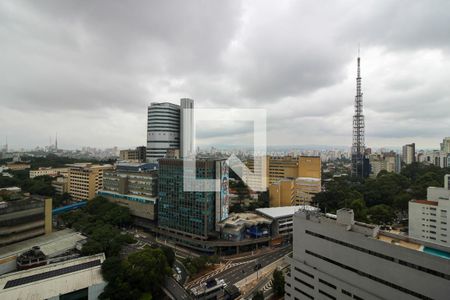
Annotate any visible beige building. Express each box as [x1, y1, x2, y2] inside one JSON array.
[[246, 156, 321, 189], [119, 146, 146, 162], [68, 163, 113, 201], [30, 167, 69, 179]]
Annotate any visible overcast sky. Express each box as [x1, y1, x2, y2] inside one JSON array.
[[1, 0, 449, 151]]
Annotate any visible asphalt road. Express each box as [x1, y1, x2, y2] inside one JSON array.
[[165, 277, 193, 300], [188, 246, 291, 292]]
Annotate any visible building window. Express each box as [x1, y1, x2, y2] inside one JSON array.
[[319, 278, 337, 289], [294, 287, 313, 300], [305, 250, 433, 300], [319, 289, 336, 300], [305, 230, 450, 280], [294, 277, 314, 290], [294, 267, 314, 279], [342, 289, 352, 296]]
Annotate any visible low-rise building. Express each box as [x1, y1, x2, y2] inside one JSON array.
[[0, 228, 86, 275], [409, 174, 450, 248], [218, 212, 271, 241], [98, 162, 158, 222], [0, 253, 106, 300], [119, 146, 147, 162], [5, 162, 30, 171], [0, 196, 52, 247], [285, 208, 450, 300], [269, 177, 321, 207], [51, 176, 69, 195], [256, 205, 318, 241], [29, 167, 69, 179]]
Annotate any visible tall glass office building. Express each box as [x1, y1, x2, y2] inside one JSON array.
[[157, 158, 229, 242]]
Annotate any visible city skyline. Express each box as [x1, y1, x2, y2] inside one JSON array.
[[1, 1, 450, 150]]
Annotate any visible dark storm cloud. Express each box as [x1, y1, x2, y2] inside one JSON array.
[[1, 0, 450, 149]]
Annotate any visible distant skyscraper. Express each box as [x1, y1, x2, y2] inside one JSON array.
[[441, 137, 450, 154], [402, 143, 416, 165], [146, 102, 181, 163], [146, 99, 195, 163], [351, 54, 368, 179]]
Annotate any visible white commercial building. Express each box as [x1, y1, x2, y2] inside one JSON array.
[[29, 167, 69, 179], [409, 175, 450, 248], [146, 98, 195, 163], [0, 253, 106, 300], [285, 208, 450, 300]]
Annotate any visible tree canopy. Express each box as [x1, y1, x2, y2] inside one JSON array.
[[313, 164, 450, 224]]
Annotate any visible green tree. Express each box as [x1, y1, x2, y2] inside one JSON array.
[[161, 246, 175, 268], [368, 204, 396, 225], [272, 269, 285, 297], [252, 291, 264, 300], [100, 248, 170, 300]]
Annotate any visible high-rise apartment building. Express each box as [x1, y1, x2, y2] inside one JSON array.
[[146, 98, 195, 163], [99, 162, 158, 222], [409, 174, 450, 248], [441, 137, 450, 154], [0, 196, 52, 246], [285, 208, 450, 300], [402, 143, 416, 165], [67, 163, 113, 201], [157, 158, 229, 248], [369, 151, 401, 177]]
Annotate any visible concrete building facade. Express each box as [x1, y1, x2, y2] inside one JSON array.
[[409, 174, 450, 248], [0, 197, 52, 246], [99, 162, 158, 221], [285, 208, 450, 300]]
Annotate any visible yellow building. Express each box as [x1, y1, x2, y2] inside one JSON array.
[[269, 179, 296, 207], [246, 156, 321, 188], [266, 156, 322, 207], [68, 163, 113, 201]]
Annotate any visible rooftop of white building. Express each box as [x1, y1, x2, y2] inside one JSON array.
[[0, 229, 86, 260], [0, 253, 105, 298], [257, 205, 318, 219]]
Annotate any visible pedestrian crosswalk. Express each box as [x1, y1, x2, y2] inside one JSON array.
[[261, 279, 273, 293]]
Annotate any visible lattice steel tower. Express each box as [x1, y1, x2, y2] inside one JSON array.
[[351, 53, 366, 179]]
